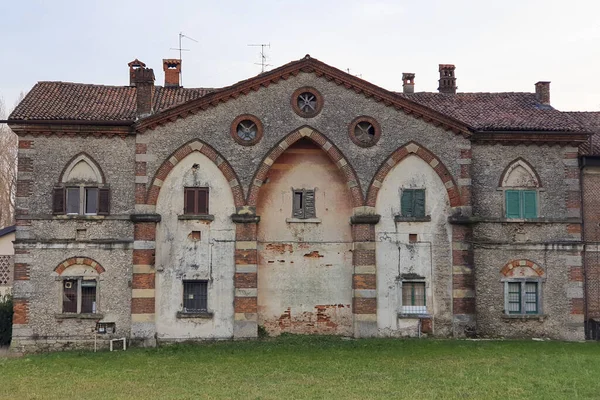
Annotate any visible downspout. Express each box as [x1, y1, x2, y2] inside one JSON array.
[[580, 156, 589, 337]]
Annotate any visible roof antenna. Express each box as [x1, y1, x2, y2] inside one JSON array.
[[170, 32, 198, 86], [248, 43, 272, 73]]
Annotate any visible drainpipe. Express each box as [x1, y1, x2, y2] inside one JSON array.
[[580, 157, 589, 337]]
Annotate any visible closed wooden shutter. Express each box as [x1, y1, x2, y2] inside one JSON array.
[[505, 190, 521, 219], [184, 188, 196, 214], [401, 190, 414, 217], [522, 191, 537, 219], [197, 188, 209, 214], [98, 188, 110, 215], [304, 190, 316, 218], [53, 187, 65, 214], [414, 189, 425, 217], [293, 191, 304, 218]]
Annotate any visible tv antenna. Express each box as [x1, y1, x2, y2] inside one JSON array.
[[170, 32, 198, 86], [248, 43, 272, 73], [346, 68, 362, 78]]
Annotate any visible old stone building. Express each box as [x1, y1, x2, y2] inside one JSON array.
[[5, 56, 593, 352]]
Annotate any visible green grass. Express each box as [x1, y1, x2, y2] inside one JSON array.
[[1, 336, 600, 399]]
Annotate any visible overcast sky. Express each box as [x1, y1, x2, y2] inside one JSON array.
[[1, 0, 599, 112]]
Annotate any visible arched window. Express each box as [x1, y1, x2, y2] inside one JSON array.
[[499, 158, 541, 219], [501, 260, 545, 315], [53, 154, 110, 215], [55, 257, 105, 316]]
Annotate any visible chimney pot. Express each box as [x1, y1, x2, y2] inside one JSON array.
[[132, 66, 155, 118], [438, 64, 457, 94], [535, 81, 550, 105], [402, 73, 415, 94], [163, 59, 182, 87], [128, 59, 147, 87]]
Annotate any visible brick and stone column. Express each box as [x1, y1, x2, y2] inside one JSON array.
[[350, 208, 380, 337], [232, 209, 259, 338]]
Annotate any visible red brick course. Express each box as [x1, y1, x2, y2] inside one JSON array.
[[235, 273, 257, 288], [353, 297, 376, 314], [235, 249, 257, 265], [132, 273, 155, 289], [453, 298, 476, 314], [133, 249, 155, 265], [13, 299, 29, 324], [353, 274, 376, 290], [134, 223, 156, 241], [234, 296, 258, 313], [132, 297, 155, 314]]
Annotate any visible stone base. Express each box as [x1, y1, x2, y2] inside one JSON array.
[[234, 315, 258, 339], [353, 314, 378, 337], [453, 314, 477, 338]]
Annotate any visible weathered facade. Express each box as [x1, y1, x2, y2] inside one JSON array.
[[0, 225, 15, 296], [5, 56, 594, 352]]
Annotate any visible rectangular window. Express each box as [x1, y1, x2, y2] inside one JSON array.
[[292, 189, 316, 219], [66, 187, 81, 214], [401, 189, 425, 217], [85, 187, 98, 214], [505, 190, 537, 219], [184, 187, 209, 215], [62, 278, 97, 314], [183, 280, 208, 312], [505, 281, 540, 315], [401, 281, 426, 314]]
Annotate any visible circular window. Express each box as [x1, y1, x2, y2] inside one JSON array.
[[291, 87, 323, 118], [349, 116, 381, 147], [231, 114, 263, 146]]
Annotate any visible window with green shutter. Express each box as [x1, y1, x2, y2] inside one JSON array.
[[505, 190, 537, 219], [401, 189, 425, 217]]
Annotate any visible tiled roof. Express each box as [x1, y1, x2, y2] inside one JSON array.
[[397, 92, 586, 132], [563, 112, 600, 155], [8, 81, 212, 122]]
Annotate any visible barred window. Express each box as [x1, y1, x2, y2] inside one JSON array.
[[183, 280, 208, 312], [62, 278, 97, 314], [505, 280, 540, 315], [401, 281, 426, 314]]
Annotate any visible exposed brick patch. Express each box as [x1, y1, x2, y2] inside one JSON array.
[[133, 249, 155, 265], [16, 180, 32, 197], [134, 222, 156, 241], [235, 249, 257, 265], [351, 224, 375, 242], [132, 273, 155, 289], [567, 224, 582, 234], [353, 274, 376, 290], [353, 297, 376, 314], [132, 297, 155, 314], [54, 257, 105, 275], [571, 298, 584, 315], [13, 299, 29, 324], [236, 224, 257, 241], [352, 249, 376, 266], [453, 298, 475, 314], [14, 263, 30, 280], [235, 273, 257, 288], [235, 296, 258, 313], [18, 140, 33, 149], [500, 259, 544, 277], [569, 266, 583, 282]]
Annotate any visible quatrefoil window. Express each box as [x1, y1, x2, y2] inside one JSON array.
[[230, 114, 263, 146], [349, 116, 381, 147], [291, 87, 323, 118]]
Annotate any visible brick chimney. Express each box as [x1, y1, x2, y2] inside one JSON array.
[[402, 73, 415, 94], [438, 64, 457, 94], [163, 59, 182, 87], [128, 59, 147, 87], [535, 81, 550, 105], [130, 61, 155, 118]]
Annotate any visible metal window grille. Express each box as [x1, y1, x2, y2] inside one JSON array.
[[0, 255, 12, 286], [62, 278, 97, 314], [81, 280, 97, 313], [506, 281, 540, 315], [401, 281, 426, 314], [507, 282, 521, 314], [524, 282, 538, 314], [62, 279, 78, 313], [183, 280, 208, 312]]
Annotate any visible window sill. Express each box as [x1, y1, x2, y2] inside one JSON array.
[[501, 314, 547, 321], [178, 214, 215, 221], [394, 215, 431, 222], [176, 311, 213, 319], [398, 313, 431, 319], [286, 218, 322, 224], [55, 313, 104, 320], [53, 215, 109, 220]]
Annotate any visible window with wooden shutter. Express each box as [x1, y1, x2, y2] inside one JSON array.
[[184, 187, 209, 215], [98, 188, 110, 215], [505, 190, 537, 219], [522, 191, 537, 219], [292, 189, 316, 219], [401, 189, 425, 217], [505, 190, 521, 219], [53, 187, 66, 214]]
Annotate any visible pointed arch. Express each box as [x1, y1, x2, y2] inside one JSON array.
[[146, 139, 244, 207], [499, 157, 542, 188], [59, 152, 105, 183], [246, 126, 364, 208], [54, 257, 105, 275], [366, 141, 462, 207], [501, 259, 545, 277]]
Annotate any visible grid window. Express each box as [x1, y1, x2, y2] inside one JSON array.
[[62, 187, 109, 216], [401, 189, 426, 217], [505, 281, 540, 315], [183, 280, 208, 312], [62, 278, 97, 314], [401, 281, 426, 314], [66, 187, 81, 214], [292, 189, 316, 219], [184, 187, 209, 215]]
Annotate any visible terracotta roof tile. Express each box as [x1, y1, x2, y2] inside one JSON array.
[[563, 112, 600, 155], [9, 81, 212, 122]]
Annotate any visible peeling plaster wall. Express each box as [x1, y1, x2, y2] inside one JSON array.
[[256, 140, 353, 335], [155, 152, 236, 340], [375, 156, 452, 337]]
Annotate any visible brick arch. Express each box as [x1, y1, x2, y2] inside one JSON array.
[[246, 126, 364, 208], [146, 140, 244, 207], [366, 141, 462, 207], [54, 257, 105, 275], [501, 259, 545, 277]]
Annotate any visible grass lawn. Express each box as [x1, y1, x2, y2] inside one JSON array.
[[1, 336, 600, 399]]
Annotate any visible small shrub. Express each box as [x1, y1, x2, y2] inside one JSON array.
[[257, 325, 269, 339], [0, 294, 13, 346]]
